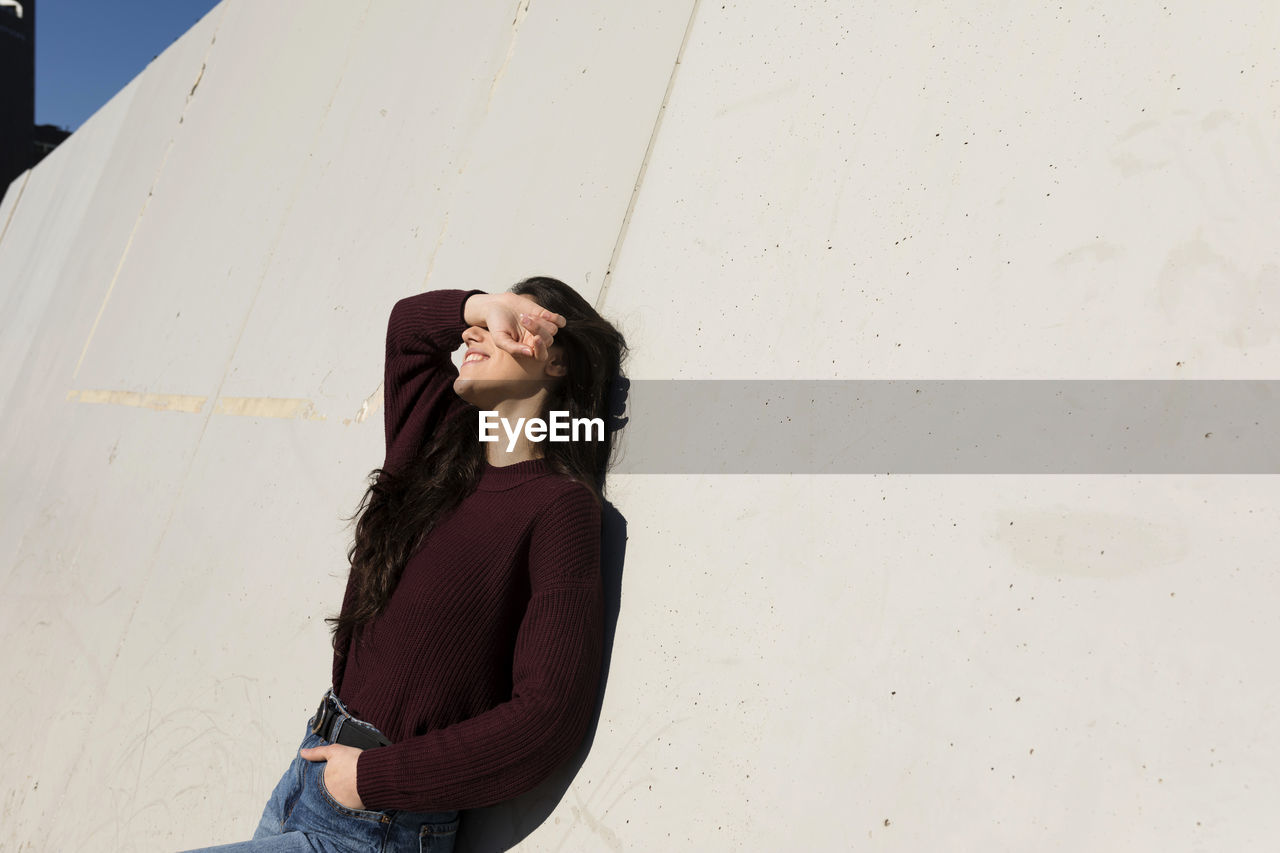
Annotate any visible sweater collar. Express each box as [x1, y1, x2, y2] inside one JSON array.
[[477, 457, 552, 491]]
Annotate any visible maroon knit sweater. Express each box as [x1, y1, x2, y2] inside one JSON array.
[[333, 287, 604, 812]]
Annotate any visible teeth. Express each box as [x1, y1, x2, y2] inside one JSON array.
[[464, 354, 487, 364]]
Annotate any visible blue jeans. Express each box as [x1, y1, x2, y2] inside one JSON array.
[[181, 688, 460, 852]]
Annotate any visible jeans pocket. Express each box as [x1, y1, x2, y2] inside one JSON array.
[[418, 813, 460, 853], [281, 726, 325, 826], [314, 758, 391, 823]]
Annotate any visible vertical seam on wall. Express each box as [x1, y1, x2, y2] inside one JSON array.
[[93, 0, 235, 692], [595, 0, 702, 312], [71, 0, 232, 381], [0, 168, 31, 249]]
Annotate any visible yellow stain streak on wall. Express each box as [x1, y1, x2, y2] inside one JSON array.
[[66, 391, 327, 421], [214, 397, 326, 421], [65, 389, 208, 413]]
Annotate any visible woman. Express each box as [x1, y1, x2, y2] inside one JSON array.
[[185, 277, 628, 852]]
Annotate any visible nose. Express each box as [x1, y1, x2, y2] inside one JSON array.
[[462, 325, 485, 345]]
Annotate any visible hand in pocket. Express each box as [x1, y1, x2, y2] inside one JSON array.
[[300, 743, 367, 810]]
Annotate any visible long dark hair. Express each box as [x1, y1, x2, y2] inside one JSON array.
[[325, 276, 628, 659]]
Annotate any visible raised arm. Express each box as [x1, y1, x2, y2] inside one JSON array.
[[352, 481, 605, 812], [331, 288, 483, 695], [381, 288, 487, 476]]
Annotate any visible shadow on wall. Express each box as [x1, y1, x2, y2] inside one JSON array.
[[456, 501, 630, 852]]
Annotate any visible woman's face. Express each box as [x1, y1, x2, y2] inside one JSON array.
[[453, 324, 566, 409]]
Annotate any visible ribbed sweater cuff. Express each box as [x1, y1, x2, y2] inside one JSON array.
[[458, 288, 487, 327], [356, 745, 408, 812], [388, 288, 487, 353]]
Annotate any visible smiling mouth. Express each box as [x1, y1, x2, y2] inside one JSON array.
[[462, 354, 489, 365]]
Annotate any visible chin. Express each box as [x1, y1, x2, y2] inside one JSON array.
[[452, 377, 483, 407], [454, 377, 504, 411]]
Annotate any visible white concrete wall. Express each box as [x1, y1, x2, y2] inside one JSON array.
[[2, 0, 1278, 850]]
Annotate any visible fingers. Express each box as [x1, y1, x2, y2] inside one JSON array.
[[508, 294, 565, 330], [300, 743, 361, 760], [529, 307, 567, 329], [495, 293, 564, 326], [491, 329, 532, 358], [519, 313, 558, 360], [520, 313, 560, 337]]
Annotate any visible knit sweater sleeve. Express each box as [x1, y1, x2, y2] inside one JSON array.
[[353, 481, 605, 812], [332, 287, 484, 694], [381, 287, 487, 477]]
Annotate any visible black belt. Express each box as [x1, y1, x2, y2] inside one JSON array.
[[312, 693, 393, 750]]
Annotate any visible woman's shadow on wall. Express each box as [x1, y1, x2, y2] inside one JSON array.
[[456, 499, 629, 852]]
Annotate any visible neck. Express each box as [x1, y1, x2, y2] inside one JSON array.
[[482, 397, 548, 466], [486, 444, 544, 466]]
